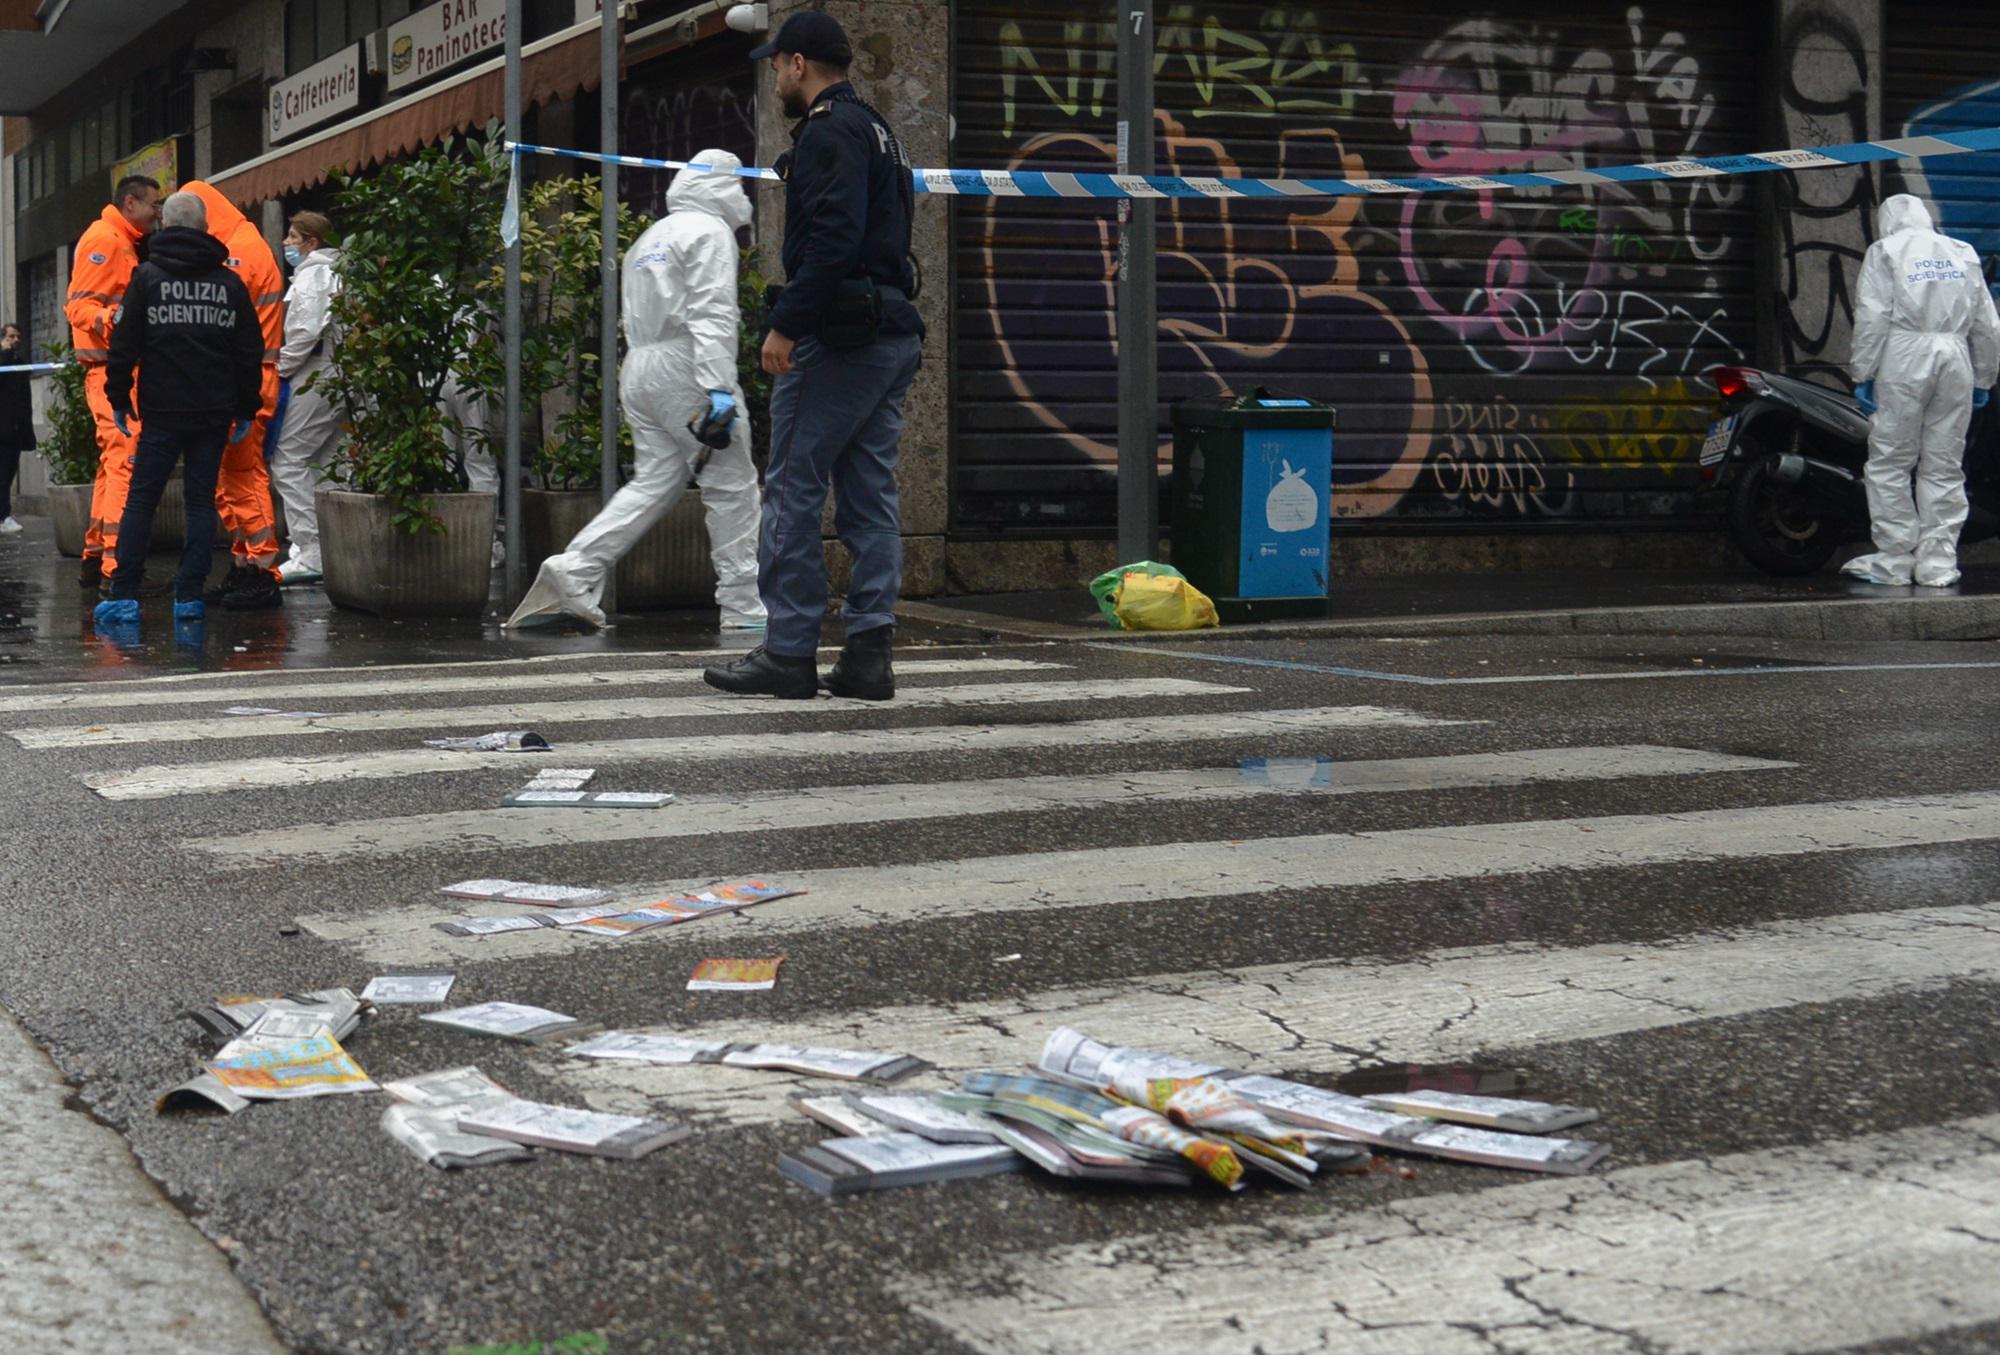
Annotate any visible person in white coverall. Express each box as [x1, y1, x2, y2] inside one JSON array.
[[441, 364, 506, 568], [270, 212, 342, 585], [506, 148, 764, 630], [1844, 193, 2000, 588]]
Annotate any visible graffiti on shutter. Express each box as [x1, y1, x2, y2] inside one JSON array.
[[954, 1, 1760, 529]]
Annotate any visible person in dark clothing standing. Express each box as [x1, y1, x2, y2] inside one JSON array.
[[705, 11, 924, 702], [0, 324, 32, 534], [95, 191, 262, 625]]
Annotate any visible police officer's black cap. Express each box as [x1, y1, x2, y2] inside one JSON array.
[[748, 11, 852, 66]]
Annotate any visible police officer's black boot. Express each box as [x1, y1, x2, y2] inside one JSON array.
[[821, 625, 895, 701], [204, 564, 253, 603], [703, 645, 819, 699]]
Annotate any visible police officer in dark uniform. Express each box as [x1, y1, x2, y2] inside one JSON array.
[[705, 11, 924, 702]]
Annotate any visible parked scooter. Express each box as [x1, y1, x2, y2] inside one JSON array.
[[1701, 366, 2000, 576]]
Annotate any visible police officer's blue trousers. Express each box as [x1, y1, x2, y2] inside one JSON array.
[[760, 332, 923, 658]]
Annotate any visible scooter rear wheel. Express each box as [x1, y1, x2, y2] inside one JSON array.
[[1727, 452, 1844, 576]]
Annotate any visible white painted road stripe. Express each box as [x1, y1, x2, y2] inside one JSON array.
[[545, 901, 2000, 1131], [205, 745, 1763, 864], [0, 657, 1063, 715], [89, 705, 1474, 801], [0, 643, 813, 694], [897, 1112, 2000, 1355], [306, 787, 2000, 967], [10, 678, 1245, 749]]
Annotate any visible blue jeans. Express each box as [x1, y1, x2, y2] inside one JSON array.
[[760, 332, 923, 657], [112, 417, 230, 601]]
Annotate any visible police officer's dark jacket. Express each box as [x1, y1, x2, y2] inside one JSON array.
[[106, 225, 263, 426], [768, 81, 924, 343]]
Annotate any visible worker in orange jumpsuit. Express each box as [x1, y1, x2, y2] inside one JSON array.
[[66, 174, 161, 589], [185, 180, 286, 610]]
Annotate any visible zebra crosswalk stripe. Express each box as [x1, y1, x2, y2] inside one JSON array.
[[86, 705, 1475, 801], [0, 657, 1065, 715], [204, 745, 1769, 865], [894, 1112, 2000, 1355], [306, 786, 2000, 966], [544, 901, 2000, 1132], [7, 677, 1247, 748]]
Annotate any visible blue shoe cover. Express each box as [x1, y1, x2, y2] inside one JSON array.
[[174, 599, 205, 620], [93, 599, 140, 625]]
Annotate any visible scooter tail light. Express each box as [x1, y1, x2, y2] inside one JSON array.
[[1711, 366, 1751, 399]]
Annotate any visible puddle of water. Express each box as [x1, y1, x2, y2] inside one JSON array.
[[1240, 756, 1335, 788]]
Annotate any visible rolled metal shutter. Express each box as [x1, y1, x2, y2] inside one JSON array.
[[953, 0, 1762, 532], [1885, 4, 2000, 269]]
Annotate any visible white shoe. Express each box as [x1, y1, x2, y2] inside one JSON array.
[[1839, 552, 1914, 586], [277, 557, 323, 585], [504, 559, 607, 629], [1914, 560, 1962, 588], [0, 516, 21, 535], [719, 606, 768, 631]]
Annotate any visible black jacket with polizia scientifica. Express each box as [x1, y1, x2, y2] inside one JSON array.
[[106, 226, 263, 426]]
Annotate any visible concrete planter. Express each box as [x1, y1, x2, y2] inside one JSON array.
[[520, 487, 717, 609], [46, 483, 93, 557], [318, 488, 497, 617]]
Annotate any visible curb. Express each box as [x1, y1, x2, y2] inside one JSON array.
[[896, 593, 2000, 646]]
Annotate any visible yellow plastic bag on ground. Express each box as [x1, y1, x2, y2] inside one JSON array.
[[1112, 571, 1220, 631]]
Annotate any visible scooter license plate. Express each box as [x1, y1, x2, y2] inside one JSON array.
[[1700, 414, 1739, 465]]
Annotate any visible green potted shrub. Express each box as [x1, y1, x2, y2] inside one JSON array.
[[313, 133, 507, 617], [38, 341, 102, 557]]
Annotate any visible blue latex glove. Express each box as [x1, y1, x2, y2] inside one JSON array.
[[113, 409, 131, 437], [706, 390, 736, 422], [1976, 388, 1992, 410], [1855, 381, 1877, 415], [227, 418, 254, 445]]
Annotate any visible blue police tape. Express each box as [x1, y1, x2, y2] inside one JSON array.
[[509, 124, 2000, 200]]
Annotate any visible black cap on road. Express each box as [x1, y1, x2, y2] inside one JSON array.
[[748, 11, 853, 65]]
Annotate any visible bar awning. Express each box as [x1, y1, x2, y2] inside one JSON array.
[[208, 19, 602, 209]]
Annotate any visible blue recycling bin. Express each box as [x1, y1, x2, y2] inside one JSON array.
[[1170, 390, 1334, 622]]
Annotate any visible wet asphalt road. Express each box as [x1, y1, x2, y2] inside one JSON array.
[[3, 526, 2000, 1355]]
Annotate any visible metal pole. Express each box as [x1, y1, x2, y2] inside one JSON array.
[[1115, 0, 1157, 564], [599, 0, 621, 612], [502, 0, 524, 602]]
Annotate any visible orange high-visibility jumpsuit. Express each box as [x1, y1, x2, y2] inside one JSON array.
[[186, 181, 285, 579], [65, 205, 146, 562]]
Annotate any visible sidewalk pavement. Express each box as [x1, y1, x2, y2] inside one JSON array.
[[897, 566, 2000, 644]]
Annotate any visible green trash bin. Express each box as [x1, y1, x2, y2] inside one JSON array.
[[1170, 389, 1334, 623]]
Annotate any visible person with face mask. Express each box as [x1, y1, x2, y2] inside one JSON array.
[[1844, 193, 2000, 588], [269, 211, 342, 585], [183, 180, 287, 610], [0, 324, 32, 534], [506, 149, 765, 631]]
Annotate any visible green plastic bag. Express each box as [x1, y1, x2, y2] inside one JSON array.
[[1089, 560, 1184, 629]]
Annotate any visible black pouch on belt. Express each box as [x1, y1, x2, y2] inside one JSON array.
[[819, 277, 882, 351]]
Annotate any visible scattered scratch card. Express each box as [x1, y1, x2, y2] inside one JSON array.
[[361, 972, 457, 1005], [687, 957, 786, 991]]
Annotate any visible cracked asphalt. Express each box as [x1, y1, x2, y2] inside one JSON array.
[[2, 547, 1999, 1354]]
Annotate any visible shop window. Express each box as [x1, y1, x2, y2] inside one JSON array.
[[82, 110, 102, 174], [316, 0, 345, 63], [286, 0, 315, 73], [212, 76, 267, 173]]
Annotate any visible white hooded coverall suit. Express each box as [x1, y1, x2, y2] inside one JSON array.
[[271, 246, 343, 578], [507, 150, 764, 629], [1846, 194, 2000, 587]]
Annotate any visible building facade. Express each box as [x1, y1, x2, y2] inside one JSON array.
[[3, 0, 1996, 590]]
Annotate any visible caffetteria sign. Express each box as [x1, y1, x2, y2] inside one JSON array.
[[270, 44, 364, 144], [386, 0, 507, 95]]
